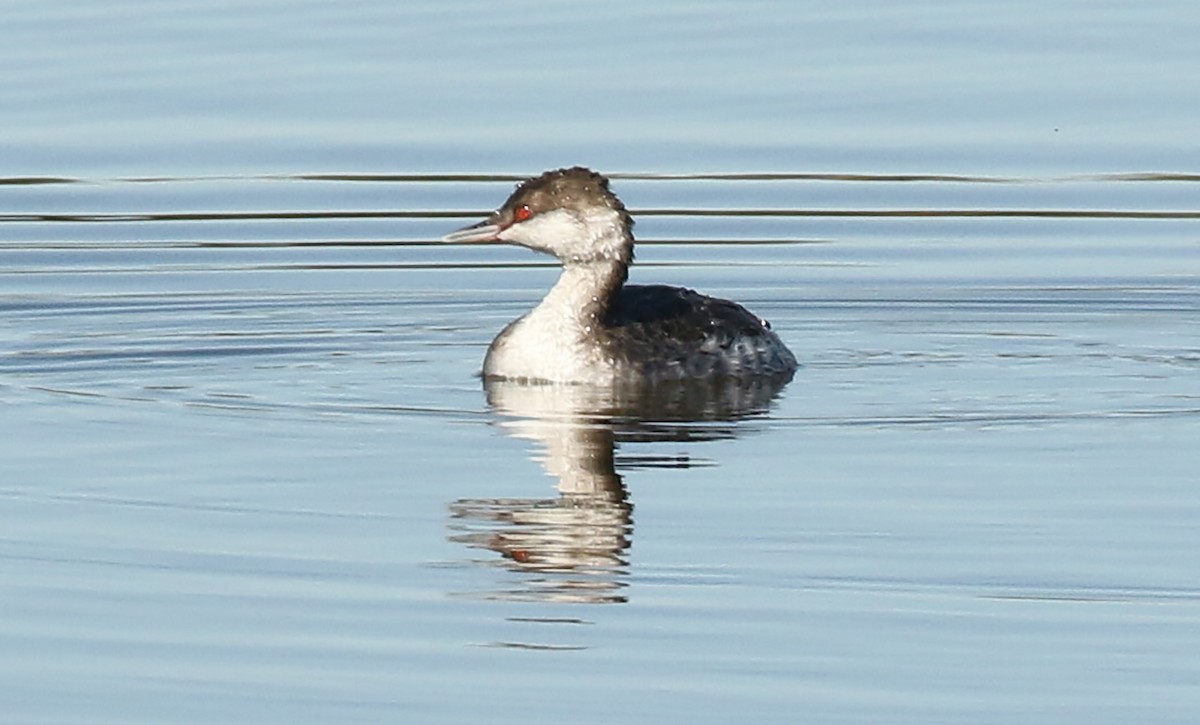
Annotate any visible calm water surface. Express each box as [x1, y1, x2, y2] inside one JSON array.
[[3, 1, 1200, 724]]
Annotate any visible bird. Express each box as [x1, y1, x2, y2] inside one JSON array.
[[443, 167, 797, 385]]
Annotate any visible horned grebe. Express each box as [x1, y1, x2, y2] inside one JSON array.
[[443, 167, 798, 384]]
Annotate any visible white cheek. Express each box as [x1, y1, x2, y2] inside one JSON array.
[[580, 207, 626, 259], [496, 207, 627, 261], [499, 210, 583, 252]]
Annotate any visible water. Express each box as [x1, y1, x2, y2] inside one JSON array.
[[3, 1, 1200, 723]]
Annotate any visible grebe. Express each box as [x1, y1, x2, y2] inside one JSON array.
[[443, 167, 798, 384]]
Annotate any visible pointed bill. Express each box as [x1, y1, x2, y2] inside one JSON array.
[[441, 220, 502, 243]]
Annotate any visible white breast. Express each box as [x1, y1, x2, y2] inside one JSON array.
[[483, 314, 614, 384]]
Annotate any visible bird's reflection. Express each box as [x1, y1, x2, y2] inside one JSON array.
[[448, 374, 793, 606]]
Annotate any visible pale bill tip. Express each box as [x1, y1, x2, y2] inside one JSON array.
[[441, 222, 502, 244]]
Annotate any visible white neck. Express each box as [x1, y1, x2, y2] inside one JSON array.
[[482, 258, 628, 382], [528, 259, 626, 330]]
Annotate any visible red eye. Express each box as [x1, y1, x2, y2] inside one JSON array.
[[513, 204, 533, 222]]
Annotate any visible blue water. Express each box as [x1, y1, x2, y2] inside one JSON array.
[[6, 0, 1199, 177], [3, 2, 1200, 723]]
